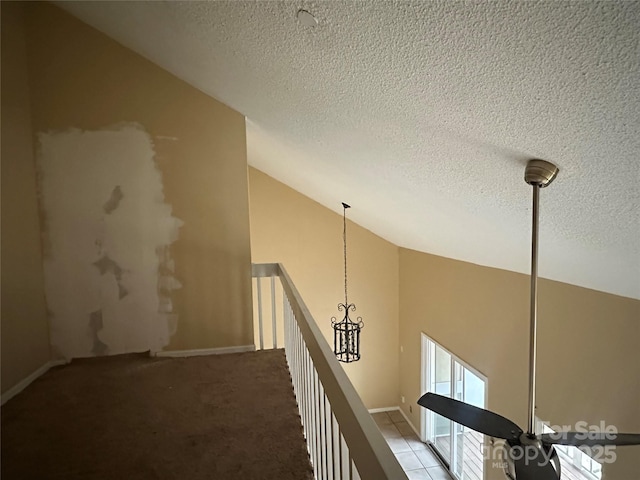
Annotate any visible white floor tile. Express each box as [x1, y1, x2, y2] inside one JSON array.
[[371, 412, 393, 426], [415, 448, 441, 468], [378, 423, 403, 439], [426, 465, 453, 479], [386, 436, 412, 453], [404, 434, 429, 451], [388, 409, 405, 424], [395, 421, 416, 436], [406, 468, 433, 479], [380, 415, 454, 480], [395, 451, 424, 471]]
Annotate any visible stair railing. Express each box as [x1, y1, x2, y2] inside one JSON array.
[[252, 263, 407, 480]]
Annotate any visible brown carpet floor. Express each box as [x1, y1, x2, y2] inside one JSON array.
[[1, 349, 314, 480]]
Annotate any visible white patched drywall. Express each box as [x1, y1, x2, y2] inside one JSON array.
[[37, 124, 183, 359]]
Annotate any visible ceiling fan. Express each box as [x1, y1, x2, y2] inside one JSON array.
[[417, 159, 640, 480]]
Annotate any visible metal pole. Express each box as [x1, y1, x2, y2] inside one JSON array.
[[527, 184, 540, 436]]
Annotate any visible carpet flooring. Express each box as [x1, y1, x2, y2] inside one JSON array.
[[1, 349, 314, 480]]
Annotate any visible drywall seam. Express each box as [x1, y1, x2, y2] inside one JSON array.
[[37, 123, 183, 359], [1, 360, 69, 405]]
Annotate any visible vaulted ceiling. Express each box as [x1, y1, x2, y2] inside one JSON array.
[[58, 1, 639, 299]]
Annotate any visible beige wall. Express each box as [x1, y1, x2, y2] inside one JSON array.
[[1, 0, 253, 368], [249, 168, 639, 475], [3, 2, 637, 475], [248, 168, 400, 409], [399, 248, 640, 479], [1, 2, 53, 394]]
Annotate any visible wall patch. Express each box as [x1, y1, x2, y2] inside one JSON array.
[[37, 124, 183, 358]]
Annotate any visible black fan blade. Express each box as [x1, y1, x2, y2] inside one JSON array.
[[512, 446, 560, 480], [541, 432, 640, 447], [417, 392, 522, 441]]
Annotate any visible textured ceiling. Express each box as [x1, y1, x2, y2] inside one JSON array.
[[58, 1, 640, 299]]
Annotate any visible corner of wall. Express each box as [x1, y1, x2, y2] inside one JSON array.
[[1, 0, 52, 395]]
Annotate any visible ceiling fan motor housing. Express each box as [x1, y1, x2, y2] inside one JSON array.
[[525, 159, 559, 187], [502, 436, 561, 480]]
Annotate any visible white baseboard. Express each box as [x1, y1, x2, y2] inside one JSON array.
[[152, 344, 256, 358], [368, 406, 399, 413], [1, 359, 69, 406], [397, 405, 422, 437], [1, 345, 258, 404]]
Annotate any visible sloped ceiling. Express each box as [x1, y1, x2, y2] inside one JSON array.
[[57, 1, 639, 299]]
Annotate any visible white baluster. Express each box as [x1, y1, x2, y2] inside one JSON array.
[[256, 277, 264, 350], [271, 276, 277, 348]]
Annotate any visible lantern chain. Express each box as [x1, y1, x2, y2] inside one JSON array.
[[343, 202, 349, 306]]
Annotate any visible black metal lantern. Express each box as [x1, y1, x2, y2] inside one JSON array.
[[331, 202, 363, 363]]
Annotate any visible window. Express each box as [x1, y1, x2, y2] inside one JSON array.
[[421, 334, 487, 480], [538, 421, 602, 480]]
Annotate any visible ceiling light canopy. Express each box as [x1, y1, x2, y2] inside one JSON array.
[[296, 9, 318, 28]]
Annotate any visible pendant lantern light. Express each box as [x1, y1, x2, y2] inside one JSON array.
[[331, 202, 364, 363]]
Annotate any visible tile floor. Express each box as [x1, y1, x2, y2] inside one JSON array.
[[371, 410, 453, 480]]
